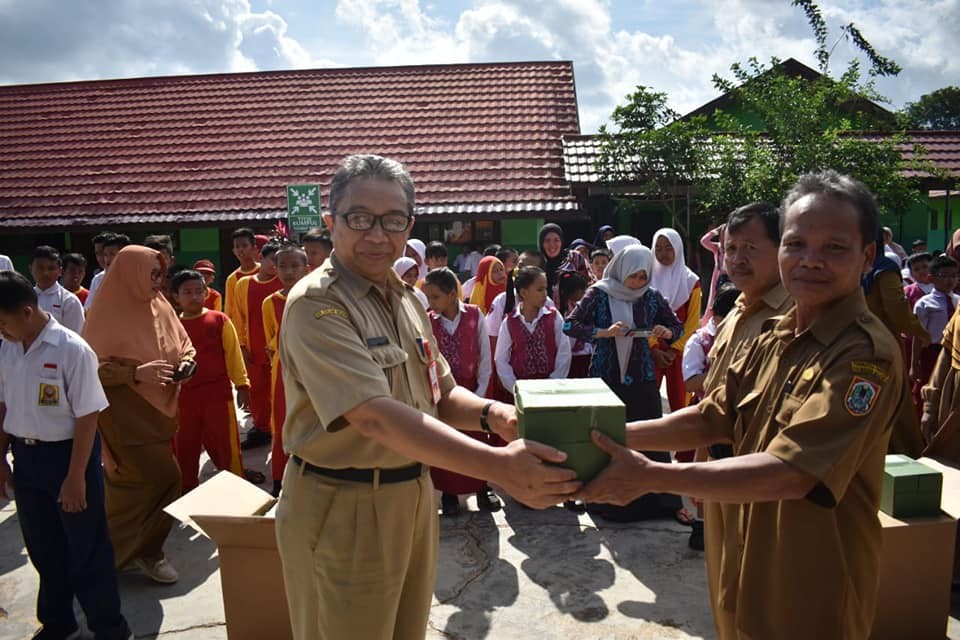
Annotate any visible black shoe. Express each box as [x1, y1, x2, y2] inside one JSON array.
[[441, 493, 461, 517], [271, 480, 282, 498], [31, 626, 80, 640], [564, 499, 586, 514], [240, 428, 271, 450], [688, 520, 704, 551], [476, 485, 502, 513]]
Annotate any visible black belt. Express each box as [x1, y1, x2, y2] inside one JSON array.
[[10, 436, 67, 447], [291, 456, 422, 485]]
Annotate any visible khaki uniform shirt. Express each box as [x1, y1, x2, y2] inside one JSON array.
[[279, 253, 456, 469], [698, 289, 902, 639]]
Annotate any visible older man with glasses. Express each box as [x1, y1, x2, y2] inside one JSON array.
[[274, 154, 580, 640]]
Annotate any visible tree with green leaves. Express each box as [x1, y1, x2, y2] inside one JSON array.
[[903, 87, 960, 130], [596, 0, 938, 226]]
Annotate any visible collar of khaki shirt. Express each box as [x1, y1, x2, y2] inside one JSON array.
[[769, 287, 871, 347], [736, 281, 791, 316]]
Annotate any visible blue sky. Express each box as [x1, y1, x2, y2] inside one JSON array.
[[1, 0, 956, 132]]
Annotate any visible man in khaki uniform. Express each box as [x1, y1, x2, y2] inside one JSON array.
[[276, 154, 579, 640], [700, 203, 792, 637], [579, 170, 903, 639]]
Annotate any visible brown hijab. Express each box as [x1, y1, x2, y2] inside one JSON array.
[[82, 245, 195, 417]]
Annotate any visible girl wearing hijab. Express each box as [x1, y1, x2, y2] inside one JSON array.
[[592, 225, 616, 250], [468, 256, 507, 315], [393, 257, 430, 310], [650, 229, 701, 414], [538, 223, 565, 296], [405, 238, 429, 285], [563, 245, 684, 520], [82, 246, 196, 584], [605, 235, 641, 257]]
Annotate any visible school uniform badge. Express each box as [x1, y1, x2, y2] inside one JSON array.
[[38, 383, 60, 406], [845, 377, 879, 416]]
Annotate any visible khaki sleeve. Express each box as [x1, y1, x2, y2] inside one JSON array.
[[279, 295, 392, 431], [696, 337, 749, 443], [922, 312, 959, 413], [878, 271, 929, 341], [766, 347, 900, 507], [98, 361, 137, 387]]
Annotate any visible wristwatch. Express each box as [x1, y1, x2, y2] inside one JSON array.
[[480, 401, 495, 433]]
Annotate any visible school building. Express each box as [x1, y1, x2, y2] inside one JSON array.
[[0, 61, 585, 283]]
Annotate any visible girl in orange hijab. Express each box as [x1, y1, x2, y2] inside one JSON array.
[[82, 245, 196, 584], [468, 256, 506, 315]]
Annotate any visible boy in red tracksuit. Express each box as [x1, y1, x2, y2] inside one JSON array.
[[262, 244, 308, 496], [235, 239, 283, 450], [171, 269, 251, 493], [224, 228, 261, 326]]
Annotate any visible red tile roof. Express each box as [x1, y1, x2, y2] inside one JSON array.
[[0, 62, 581, 229]]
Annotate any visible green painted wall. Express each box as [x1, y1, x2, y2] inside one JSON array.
[[177, 227, 222, 283], [500, 219, 543, 252], [929, 194, 960, 252]]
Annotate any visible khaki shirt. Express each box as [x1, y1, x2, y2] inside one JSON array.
[[698, 289, 902, 639], [279, 253, 456, 469]]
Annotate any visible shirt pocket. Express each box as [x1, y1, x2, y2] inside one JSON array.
[[369, 344, 408, 387], [733, 390, 762, 446], [774, 393, 804, 428]]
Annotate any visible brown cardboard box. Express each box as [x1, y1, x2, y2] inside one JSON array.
[[164, 471, 292, 640], [871, 510, 956, 640], [920, 456, 960, 580]]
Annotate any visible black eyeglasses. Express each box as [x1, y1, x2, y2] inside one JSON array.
[[339, 211, 413, 233]]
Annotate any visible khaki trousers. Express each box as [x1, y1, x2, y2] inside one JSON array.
[[275, 462, 438, 640]]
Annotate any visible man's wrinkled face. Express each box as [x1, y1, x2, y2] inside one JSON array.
[[724, 216, 780, 302]]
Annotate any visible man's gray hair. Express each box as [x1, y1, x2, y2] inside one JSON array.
[[328, 154, 416, 217], [781, 170, 879, 245]]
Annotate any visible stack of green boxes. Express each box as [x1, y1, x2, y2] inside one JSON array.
[[515, 379, 626, 482], [880, 454, 943, 518]]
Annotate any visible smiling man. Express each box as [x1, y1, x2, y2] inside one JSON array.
[[578, 171, 903, 640], [275, 154, 579, 640]]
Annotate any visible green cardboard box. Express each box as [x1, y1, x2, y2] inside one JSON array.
[[881, 454, 943, 518], [515, 378, 626, 482]]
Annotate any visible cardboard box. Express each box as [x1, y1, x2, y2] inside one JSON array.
[[880, 454, 942, 518], [515, 378, 625, 481], [164, 471, 292, 640], [919, 456, 960, 581], [872, 510, 956, 640]]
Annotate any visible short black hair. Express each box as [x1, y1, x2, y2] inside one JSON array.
[[62, 253, 87, 269], [781, 171, 879, 246], [144, 234, 174, 255], [496, 247, 518, 264], [907, 252, 932, 267], [912, 238, 927, 248], [590, 248, 613, 261], [92, 232, 113, 246], [726, 202, 781, 245], [232, 228, 256, 244], [103, 233, 130, 249], [172, 269, 205, 293], [423, 267, 459, 293], [483, 244, 501, 257], [275, 242, 308, 263], [425, 241, 448, 260], [930, 254, 958, 274], [712, 283, 741, 317], [518, 250, 544, 268], [31, 245, 61, 265], [0, 270, 38, 312], [515, 266, 546, 290], [301, 228, 332, 249], [260, 238, 283, 259]]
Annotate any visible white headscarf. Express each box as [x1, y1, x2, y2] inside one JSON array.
[[406, 239, 428, 281], [593, 245, 653, 383], [651, 228, 699, 312], [605, 235, 641, 257], [392, 257, 419, 280]]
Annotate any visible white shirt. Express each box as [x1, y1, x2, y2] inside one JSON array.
[[0, 254, 13, 271], [462, 251, 482, 277], [884, 246, 903, 269], [494, 304, 571, 396], [462, 277, 476, 300], [485, 291, 556, 341], [436, 302, 492, 395], [84, 270, 105, 310], [412, 286, 429, 310], [915, 290, 959, 345], [35, 281, 84, 333], [0, 317, 109, 441], [682, 318, 717, 381]]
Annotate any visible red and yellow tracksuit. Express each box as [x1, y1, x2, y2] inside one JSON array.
[[235, 274, 283, 433], [176, 309, 249, 492], [204, 287, 222, 312], [262, 291, 288, 482], [224, 264, 259, 326]]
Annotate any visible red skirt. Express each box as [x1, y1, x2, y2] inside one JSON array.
[[569, 354, 592, 378], [430, 430, 503, 495]]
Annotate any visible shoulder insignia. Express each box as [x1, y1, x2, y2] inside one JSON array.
[[850, 360, 891, 383], [314, 307, 349, 321], [845, 376, 881, 417]]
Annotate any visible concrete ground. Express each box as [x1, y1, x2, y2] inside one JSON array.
[[2, 419, 960, 639]]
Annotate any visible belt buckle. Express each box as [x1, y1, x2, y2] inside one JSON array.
[[24, 438, 39, 446], [372, 468, 381, 490]]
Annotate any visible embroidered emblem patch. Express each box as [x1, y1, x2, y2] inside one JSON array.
[[38, 383, 60, 406], [314, 307, 349, 321], [845, 377, 880, 416]]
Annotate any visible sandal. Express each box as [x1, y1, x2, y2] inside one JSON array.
[[243, 468, 266, 485], [674, 507, 697, 526]]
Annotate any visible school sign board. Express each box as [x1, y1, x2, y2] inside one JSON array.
[[286, 184, 322, 233]]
